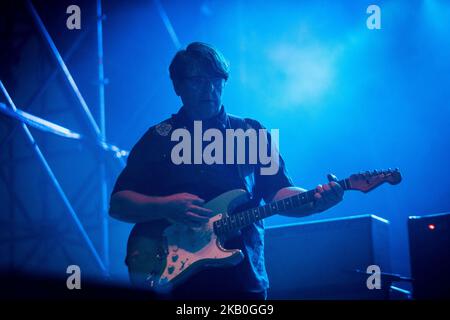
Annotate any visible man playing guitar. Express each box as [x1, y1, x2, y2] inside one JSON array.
[[109, 42, 346, 300]]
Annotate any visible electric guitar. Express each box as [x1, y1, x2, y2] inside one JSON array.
[[126, 168, 402, 291]]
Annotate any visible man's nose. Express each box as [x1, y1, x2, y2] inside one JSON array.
[[208, 81, 216, 92], [201, 80, 215, 93]]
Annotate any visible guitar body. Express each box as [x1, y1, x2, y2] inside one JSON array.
[[126, 189, 248, 291]]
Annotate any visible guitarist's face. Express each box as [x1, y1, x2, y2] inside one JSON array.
[[175, 60, 225, 120]]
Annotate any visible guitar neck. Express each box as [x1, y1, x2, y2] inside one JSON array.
[[214, 178, 351, 235]]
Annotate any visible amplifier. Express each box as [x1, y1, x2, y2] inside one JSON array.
[[408, 212, 450, 299], [265, 214, 391, 299]]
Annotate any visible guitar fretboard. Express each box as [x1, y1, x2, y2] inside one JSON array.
[[213, 178, 350, 236]]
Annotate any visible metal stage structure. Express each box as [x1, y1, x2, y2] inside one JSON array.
[[0, 0, 181, 280], [0, 0, 122, 278]]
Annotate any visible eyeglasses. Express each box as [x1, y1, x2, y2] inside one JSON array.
[[183, 76, 225, 89]]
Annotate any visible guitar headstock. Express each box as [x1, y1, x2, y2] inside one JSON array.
[[346, 168, 402, 193]]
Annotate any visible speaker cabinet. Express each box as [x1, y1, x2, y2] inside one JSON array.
[[408, 212, 450, 299], [265, 214, 391, 299]]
